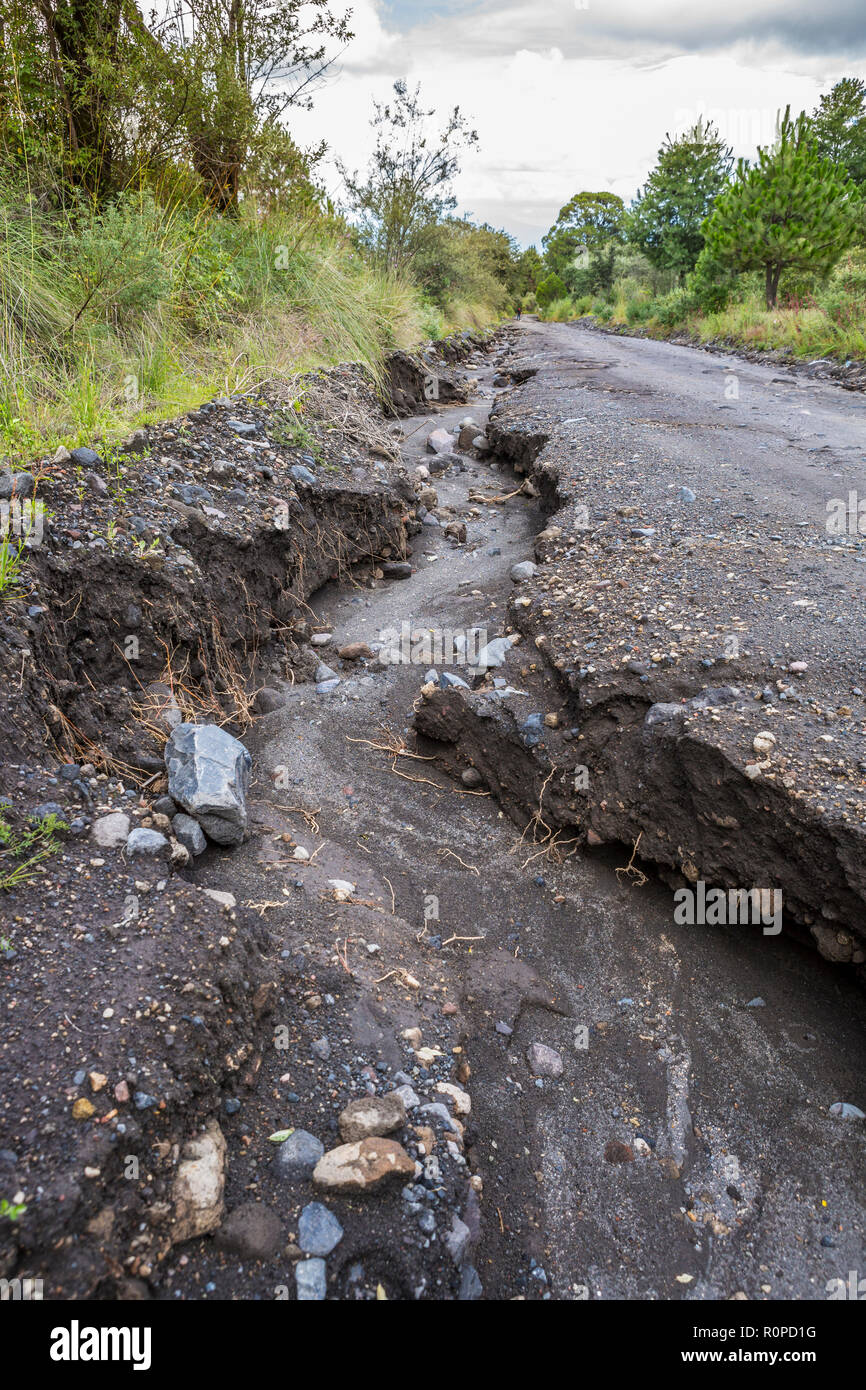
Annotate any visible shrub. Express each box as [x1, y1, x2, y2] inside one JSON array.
[[536, 272, 567, 308]]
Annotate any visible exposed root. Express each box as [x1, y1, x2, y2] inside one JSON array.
[[616, 833, 648, 888], [437, 848, 480, 875]]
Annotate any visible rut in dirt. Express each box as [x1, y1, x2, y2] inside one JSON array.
[[174, 329, 866, 1301]]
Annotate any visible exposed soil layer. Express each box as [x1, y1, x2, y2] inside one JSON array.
[[0, 333, 484, 1298]]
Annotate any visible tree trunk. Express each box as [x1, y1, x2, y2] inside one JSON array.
[[765, 262, 782, 309], [47, 0, 123, 196]]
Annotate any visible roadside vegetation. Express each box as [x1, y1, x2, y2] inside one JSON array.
[[526, 80, 866, 360], [0, 4, 524, 456]]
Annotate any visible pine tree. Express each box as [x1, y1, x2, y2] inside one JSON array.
[[701, 107, 862, 308], [809, 78, 866, 187], [629, 120, 732, 280]]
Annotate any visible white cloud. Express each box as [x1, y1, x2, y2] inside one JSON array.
[[288, 0, 863, 246]]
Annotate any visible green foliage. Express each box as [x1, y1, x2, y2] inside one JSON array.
[[701, 108, 862, 307], [411, 219, 514, 316], [0, 178, 429, 452], [542, 191, 626, 278], [536, 272, 567, 308], [0, 533, 26, 597], [341, 81, 478, 272], [0, 0, 351, 207], [513, 247, 544, 295], [0, 804, 67, 890], [808, 78, 866, 188], [628, 120, 733, 278], [688, 247, 738, 313]]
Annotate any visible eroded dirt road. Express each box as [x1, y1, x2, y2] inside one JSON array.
[[181, 324, 865, 1300]]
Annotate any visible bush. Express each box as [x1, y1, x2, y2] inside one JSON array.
[[688, 248, 737, 313], [536, 272, 567, 308]]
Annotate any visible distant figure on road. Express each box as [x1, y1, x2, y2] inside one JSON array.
[[515, 305, 522, 320]]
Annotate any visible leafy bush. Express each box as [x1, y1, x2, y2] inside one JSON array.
[[536, 272, 567, 308]]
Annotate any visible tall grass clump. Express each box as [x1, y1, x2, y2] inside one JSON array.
[[0, 182, 426, 456]]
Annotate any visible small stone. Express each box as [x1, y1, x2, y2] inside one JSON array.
[[273, 1129, 324, 1181], [829, 1102, 865, 1120], [339, 1093, 406, 1143], [526, 1042, 564, 1078], [510, 560, 537, 581], [72, 1098, 95, 1120], [311, 1037, 331, 1061], [434, 1082, 471, 1116], [202, 888, 236, 909], [172, 813, 207, 856], [338, 643, 374, 661], [254, 687, 285, 714], [69, 446, 102, 468], [298, 1202, 343, 1256], [217, 1202, 282, 1260], [604, 1140, 635, 1163], [295, 1258, 327, 1300], [752, 730, 776, 755], [446, 1213, 472, 1265], [389, 1084, 421, 1110], [313, 1138, 415, 1192], [92, 812, 130, 849]]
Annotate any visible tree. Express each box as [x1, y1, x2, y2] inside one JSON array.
[[542, 191, 625, 277], [701, 107, 862, 308], [341, 82, 478, 272], [809, 78, 866, 187], [514, 246, 543, 295], [628, 119, 732, 279], [158, 0, 351, 210], [341, 81, 479, 271]]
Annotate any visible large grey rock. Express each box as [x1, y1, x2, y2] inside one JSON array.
[[510, 561, 537, 581], [126, 827, 169, 858], [426, 428, 454, 454], [0, 471, 36, 500], [165, 723, 251, 846]]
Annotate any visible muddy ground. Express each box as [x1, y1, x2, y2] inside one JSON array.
[[0, 324, 863, 1302]]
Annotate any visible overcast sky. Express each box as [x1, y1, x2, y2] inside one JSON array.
[[288, 0, 866, 247]]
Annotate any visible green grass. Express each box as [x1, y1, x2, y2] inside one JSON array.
[[539, 277, 866, 361], [0, 533, 26, 597], [0, 186, 438, 458], [0, 804, 67, 890]]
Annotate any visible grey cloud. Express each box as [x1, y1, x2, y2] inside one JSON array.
[[385, 0, 866, 62]]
